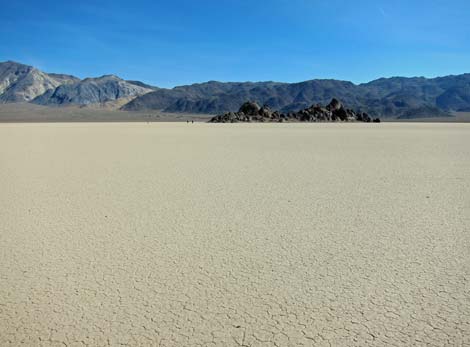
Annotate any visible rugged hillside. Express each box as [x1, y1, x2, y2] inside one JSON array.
[[122, 81, 285, 113], [122, 75, 470, 117], [359, 75, 470, 116], [47, 73, 81, 85], [0, 61, 79, 102], [32, 75, 153, 106], [0, 61, 152, 108]]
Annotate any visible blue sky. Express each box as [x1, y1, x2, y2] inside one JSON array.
[[1, 0, 469, 87]]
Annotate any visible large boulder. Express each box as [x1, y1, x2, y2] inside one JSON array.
[[333, 106, 348, 121], [259, 105, 273, 118], [326, 98, 342, 111], [239, 101, 261, 116]]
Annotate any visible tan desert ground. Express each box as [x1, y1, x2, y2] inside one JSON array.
[[0, 122, 469, 346]]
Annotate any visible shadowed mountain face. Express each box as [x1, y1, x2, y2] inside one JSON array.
[[0, 61, 79, 102], [32, 75, 153, 106], [123, 75, 470, 117]]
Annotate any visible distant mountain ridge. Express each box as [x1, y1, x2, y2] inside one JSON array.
[[32, 74, 153, 106], [0, 61, 152, 107], [0, 61, 79, 102], [1, 60, 469, 118], [123, 76, 470, 118]]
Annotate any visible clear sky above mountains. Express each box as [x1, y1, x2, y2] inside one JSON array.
[[1, 0, 469, 88]]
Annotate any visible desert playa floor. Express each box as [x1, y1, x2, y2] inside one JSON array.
[[0, 123, 469, 346]]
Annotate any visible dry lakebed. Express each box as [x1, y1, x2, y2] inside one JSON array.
[[0, 122, 469, 346]]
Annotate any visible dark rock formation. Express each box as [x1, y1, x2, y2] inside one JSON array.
[[209, 99, 380, 123], [326, 98, 342, 111], [239, 101, 261, 116]]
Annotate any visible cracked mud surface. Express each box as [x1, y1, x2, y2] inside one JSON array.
[[0, 123, 469, 346]]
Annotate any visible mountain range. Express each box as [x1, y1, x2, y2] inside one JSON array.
[[0, 61, 153, 107], [1, 60, 470, 118], [0, 61, 79, 102], [33, 75, 153, 107]]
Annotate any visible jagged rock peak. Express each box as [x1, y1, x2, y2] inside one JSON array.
[[326, 98, 342, 111]]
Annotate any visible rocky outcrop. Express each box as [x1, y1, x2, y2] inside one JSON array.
[[209, 99, 381, 123], [326, 98, 342, 111], [238, 101, 261, 115]]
